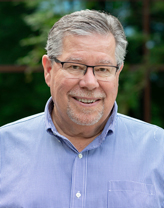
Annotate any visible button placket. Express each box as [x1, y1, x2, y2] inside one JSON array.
[[76, 191, 81, 198], [70, 152, 88, 208], [78, 153, 83, 159]]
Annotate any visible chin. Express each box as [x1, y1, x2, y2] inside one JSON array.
[[68, 113, 103, 126]]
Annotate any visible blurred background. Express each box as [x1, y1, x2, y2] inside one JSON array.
[[0, 0, 164, 127]]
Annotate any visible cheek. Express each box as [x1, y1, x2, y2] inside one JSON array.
[[51, 81, 65, 102], [51, 82, 68, 114], [103, 81, 118, 114], [50, 71, 65, 94], [101, 79, 119, 98], [51, 77, 78, 103]]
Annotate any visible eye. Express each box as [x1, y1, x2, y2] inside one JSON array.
[[96, 67, 111, 73], [69, 64, 85, 71], [71, 65, 81, 70], [98, 67, 108, 72]]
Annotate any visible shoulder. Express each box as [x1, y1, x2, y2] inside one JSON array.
[[0, 113, 47, 152], [0, 112, 45, 133], [117, 113, 163, 129], [116, 113, 164, 139]]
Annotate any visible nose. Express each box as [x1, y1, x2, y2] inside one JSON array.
[[79, 67, 99, 90]]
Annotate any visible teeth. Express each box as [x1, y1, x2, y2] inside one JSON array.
[[78, 98, 96, 103]]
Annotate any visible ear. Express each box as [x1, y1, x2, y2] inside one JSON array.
[[118, 63, 124, 75], [42, 55, 52, 87]]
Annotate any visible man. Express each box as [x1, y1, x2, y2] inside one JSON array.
[[0, 10, 163, 208]]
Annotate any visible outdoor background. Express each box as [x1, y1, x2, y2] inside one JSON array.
[[0, 0, 164, 128]]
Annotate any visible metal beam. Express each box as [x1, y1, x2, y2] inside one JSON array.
[[0, 65, 43, 72], [0, 64, 163, 73], [0, 0, 24, 1]]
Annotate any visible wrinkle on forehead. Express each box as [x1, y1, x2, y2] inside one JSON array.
[[65, 57, 83, 62], [60, 34, 116, 65], [64, 57, 113, 65]]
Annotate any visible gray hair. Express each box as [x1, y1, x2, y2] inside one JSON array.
[[46, 9, 128, 66]]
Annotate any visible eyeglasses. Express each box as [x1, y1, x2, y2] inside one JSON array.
[[49, 56, 119, 81]]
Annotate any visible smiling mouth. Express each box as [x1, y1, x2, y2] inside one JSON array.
[[73, 97, 99, 104]]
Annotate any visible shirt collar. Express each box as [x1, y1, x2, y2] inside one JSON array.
[[45, 97, 57, 135], [45, 97, 118, 138], [100, 101, 117, 138]]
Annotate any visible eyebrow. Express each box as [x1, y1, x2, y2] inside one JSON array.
[[65, 57, 83, 62], [98, 60, 113, 65], [65, 57, 113, 65]]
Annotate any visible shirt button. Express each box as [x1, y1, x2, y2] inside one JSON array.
[[78, 153, 83, 159], [76, 192, 81, 198]]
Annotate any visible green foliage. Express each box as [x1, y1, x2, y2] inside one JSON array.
[[17, 0, 85, 67], [0, 72, 50, 126], [17, 1, 61, 67], [0, 1, 50, 126], [0, 0, 164, 127], [0, 2, 34, 64], [117, 64, 146, 115], [151, 71, 164, 127]]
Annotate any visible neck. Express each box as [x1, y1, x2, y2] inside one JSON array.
[[51, 109, 107, 152]]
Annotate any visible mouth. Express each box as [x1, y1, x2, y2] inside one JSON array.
[[73, 97, 100, 104]]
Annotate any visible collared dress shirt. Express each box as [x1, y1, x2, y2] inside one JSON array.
[[0, 97, 164, 208]]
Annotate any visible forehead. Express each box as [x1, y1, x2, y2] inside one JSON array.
[[60, 34, 116, 64]]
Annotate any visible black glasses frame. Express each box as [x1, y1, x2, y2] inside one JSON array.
[[49, 56, 119, 75]]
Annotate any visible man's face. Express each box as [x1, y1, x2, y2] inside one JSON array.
[[43, 34, 123, 127]]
